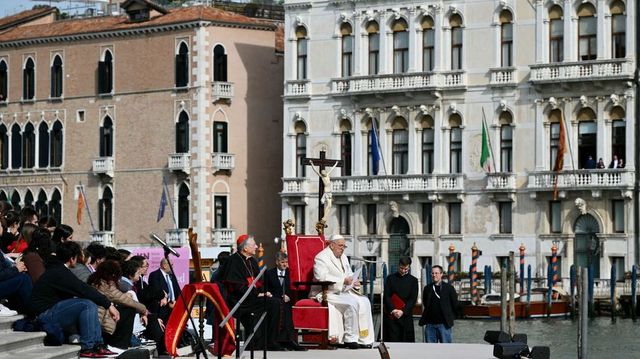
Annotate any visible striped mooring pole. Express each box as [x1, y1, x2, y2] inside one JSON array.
[[471, 243, 479, 304], [551, 243, 558, 286], [519, 243, 525, 295], [448, 244, 456, 283]]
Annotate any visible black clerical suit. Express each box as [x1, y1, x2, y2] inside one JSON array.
[[148, 268, 181, 322], [383, 272, 418, 342], [222, 252, 282, 351], [264, 267, 298, 345]]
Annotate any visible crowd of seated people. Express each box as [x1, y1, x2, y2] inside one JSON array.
[[0, 201, 177, 358]]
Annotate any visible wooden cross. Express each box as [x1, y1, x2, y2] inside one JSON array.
[[301, 150, 343, 222]]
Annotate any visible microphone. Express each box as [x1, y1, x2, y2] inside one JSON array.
[[149, 233, 181, 257]]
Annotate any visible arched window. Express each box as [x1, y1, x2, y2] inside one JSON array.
[[11, 124, 22, 169], [175, 42, 189, 87], [422, 17, 435, 71], [611, 0, 626, 58], [23, 57, 35, 100], [49, 189, 61, 224], [23, 123, 35, 168], [577, 108, 596, 168], [449, 115, 462, 173], [340, 119, 352, 176], [99, 186, 113, 231], [392, 19, 409, 73], [500, 10, 513, 67], [177, 183, 190, 229], [24, 190, 34, 209], [296, 26, 308, 80], [499, 112, 513, 172], [50, 121, 63, 167], [549, 109, 562, 169], [100, 116, 113, 157], [213, 121, 228, 153], [450, 14, 463, 70], [98, 50, 113, 94], [549, 5, 563, 62], [578, 3, 597, 61], [11, 190, 21, 211], [391, 117, 408, 174], [0, 124, 7, 169], [213, 45, 228, 82], [366, 21, 379, 75], [421, 116, 434, 174], [611, 106, 626, 160], [0, 191, 6, 202], [0, 60, 7, 101], [35, 189, 48, 219], [340, 23, 353, 77], [38, 122, 49, 168], [176, 111, 189, 153], [294, 121, 306, 177], [51, 55, 63, 98]]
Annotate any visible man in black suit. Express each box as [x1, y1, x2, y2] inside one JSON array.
[[264, 252, 305, 351], [148, 258, 181, 322]]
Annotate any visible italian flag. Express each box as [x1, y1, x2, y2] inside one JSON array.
[[480, 119, 491, 172]]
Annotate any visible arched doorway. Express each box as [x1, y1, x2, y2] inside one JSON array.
[[388, 216, 410, 274], [574, 214, 600, 278]]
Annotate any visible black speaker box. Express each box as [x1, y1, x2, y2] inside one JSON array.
[[492, 342, 528, 359], [530, 346, 551, 359], [484, 330, 511, 344]]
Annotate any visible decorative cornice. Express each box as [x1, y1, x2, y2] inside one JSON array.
[[285, 2, 312, 10]]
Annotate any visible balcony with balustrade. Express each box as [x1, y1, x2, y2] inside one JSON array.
[[168, 153, 190, 174], [212, 153, 235, 172], [212, 81, 234, 102], [330, 70, 466, 96], [90, 231, 114, 246], [284, 80, 310, 99], [212, 228, 236, 246], [489, 68, 517, 87], [486, 172, 517, 192], [165, 228, 188, 247], [92, 157, 114, 177], [529, 59, 634, 87], [281, 177, 310, 197], [527, 169, 634, 197]]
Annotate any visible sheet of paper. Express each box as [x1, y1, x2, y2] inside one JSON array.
[[344, 266, 362, 292]]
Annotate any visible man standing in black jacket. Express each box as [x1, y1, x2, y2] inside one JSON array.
[[31, 241, 120, 358], [418, 265, 457, 343]]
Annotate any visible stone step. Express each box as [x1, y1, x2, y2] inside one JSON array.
[[0, 331, 47, 352], [0, 344, 80, 359], [0, 314, 22, 332]]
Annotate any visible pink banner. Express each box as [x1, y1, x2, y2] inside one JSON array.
[[131, 247, 190, 289]]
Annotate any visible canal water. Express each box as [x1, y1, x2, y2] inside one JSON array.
[[412, 318, 640, 358]]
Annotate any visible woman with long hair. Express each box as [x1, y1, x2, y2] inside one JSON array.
[[21, 227, 55, 283], [51, 224, 74, 244], [88, 260, 148, 351]]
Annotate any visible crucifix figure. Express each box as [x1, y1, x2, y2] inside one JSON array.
[[301, 151, 343, 227]]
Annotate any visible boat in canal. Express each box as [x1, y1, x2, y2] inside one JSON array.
[[463, 287, 571, 319]]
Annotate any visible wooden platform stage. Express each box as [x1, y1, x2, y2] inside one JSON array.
[[217, 342, 495, 359]]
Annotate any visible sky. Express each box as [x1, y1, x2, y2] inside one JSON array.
[[0, 1, 105, 18]]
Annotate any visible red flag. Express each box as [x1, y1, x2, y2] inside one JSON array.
[[552, 114, 566, 200], [77, 188, 85, 225]]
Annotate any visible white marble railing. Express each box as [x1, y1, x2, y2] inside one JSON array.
[[168, 153, 190, 174], [92, 157, 114, 177], [486, 173, 517, 190], [530, 59, 634, 82], [331, 71, 466, 95], [90, 231, 114, 246], [212, 153, 235, 171], [527, 169, 634, 190], [212, 81, 234, 101], [284, 80, 310, 97], [281, 177, 310, 194], [327, 174, 464, 194], [489, 68, 516, 85], [212, 228, 236, 246], [165, 228, 188, 247]]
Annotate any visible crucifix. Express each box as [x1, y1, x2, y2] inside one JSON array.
[[301, 150, 343, 224]]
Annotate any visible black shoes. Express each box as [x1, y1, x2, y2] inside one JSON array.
[[284, 342, 308, 351], [344, 342, 359, 349]]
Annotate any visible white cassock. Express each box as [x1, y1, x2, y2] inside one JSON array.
[[309, 246, 374, 345]]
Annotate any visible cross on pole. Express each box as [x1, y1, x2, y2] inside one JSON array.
[[301, 150, 343, 223]]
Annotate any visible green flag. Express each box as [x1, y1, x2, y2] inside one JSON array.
[[480, 120, 491, 172]]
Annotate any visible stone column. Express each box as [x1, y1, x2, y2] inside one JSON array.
[[564, 0, 575, 61], [535, 99, 546, 170], [379, 13, 390, 74], [354, 14, 363, 76], [353, 112, 364, 175], [596, 0, 606, 60], [442, 26, 451, 71], [563, 98, 576, 170], [433, 105, 444, 174], [433, 6, 443, 71], [407, 107, 417, 174], [408, 9, 419, 72], [597, 96, 607, 163], [536, 0, 546, 63], [442, 125, 451, 174], [492, 22, 501, 67], [624, 93, 635, 169]]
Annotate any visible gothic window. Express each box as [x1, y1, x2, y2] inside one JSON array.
[[24, 190, 34, 209], [175, 42, 189, 87], [50, 121, 63, 167], [100, 116, 113, 157], [295, 121, 306, 177], [23, 123, 35, 169], [213, 45, 227, 82], [51, 55, 63, 98], [11, 124, 21, 169], [177, 183, 190, 229], [98, 186, 113, 231], [0, 124, 7, 169], [0, 60, 6, 101], [549, 5, 563, 62], [175, 111, 189, 153], [392, 19, 409, 73], [35, 189, 48, 219], [38, 122, 49, 168], [23, 57, 35, 100], [98, 50, 113, 94], [213, 121, 228, 153], [49, 189, 61, 223], [11, 190, 21, 211]]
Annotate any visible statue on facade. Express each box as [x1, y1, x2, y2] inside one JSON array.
[[575, 198, 587, 215], [389, 201, 400, 218]]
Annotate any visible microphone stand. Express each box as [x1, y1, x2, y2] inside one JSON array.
[[163, 246, 209, 359]]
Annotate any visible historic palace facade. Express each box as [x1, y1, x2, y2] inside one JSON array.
[[0, 1, 284, 253], [281, 0, 636, 282]]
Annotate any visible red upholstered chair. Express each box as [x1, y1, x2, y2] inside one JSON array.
[[286, 234, 334, 349]]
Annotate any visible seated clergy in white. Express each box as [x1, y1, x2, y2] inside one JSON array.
[[309, 234, 374, 349]]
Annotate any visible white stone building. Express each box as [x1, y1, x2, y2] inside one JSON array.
[[280, 0, 637, 284]]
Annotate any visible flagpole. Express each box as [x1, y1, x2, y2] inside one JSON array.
[[79, 182, 96, 232], [163, 176, 179, 230], [481, 107, 498, 172]]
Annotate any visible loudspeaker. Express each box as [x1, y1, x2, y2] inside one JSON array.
[[511, 333, 528, 345], [493, 342, 528, 359], [529, 346, 551, 359], [484, 330, 511, 344]]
